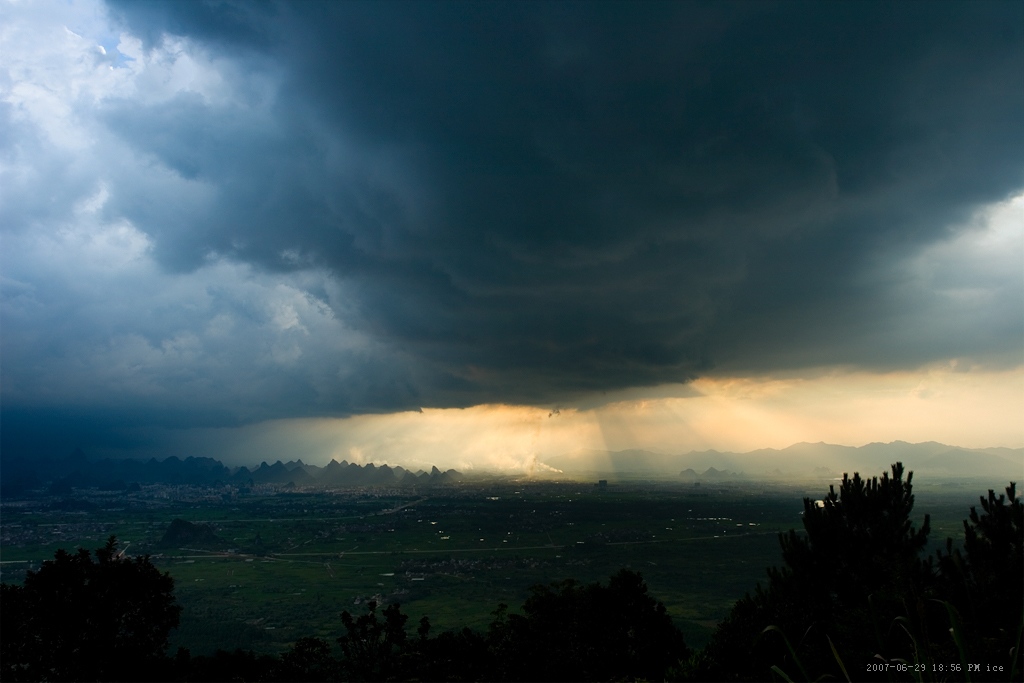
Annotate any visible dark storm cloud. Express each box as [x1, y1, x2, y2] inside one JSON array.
[[2, 0, 1022, 455], [105, 0, 1023, 384]]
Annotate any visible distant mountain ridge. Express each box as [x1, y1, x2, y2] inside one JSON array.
[[1, 441, 1019, 495], [0, 452, 461, 495], [543, 441, 1023, 480]]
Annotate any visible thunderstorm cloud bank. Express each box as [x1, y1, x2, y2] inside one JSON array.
[[1, 0, 1022, 462]]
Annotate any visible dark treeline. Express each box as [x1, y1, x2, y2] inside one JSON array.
[[2, 463, 1021, 682], [0, 449, 461, 496]]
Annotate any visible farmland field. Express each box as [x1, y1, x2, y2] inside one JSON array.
[[0, 477, 992, 655]]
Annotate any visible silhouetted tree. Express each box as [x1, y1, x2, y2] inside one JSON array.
[[336, 601, 411, 681], [277, 637, 339, 682], [694, 463, 932, 681], [935, 482, 1023, 677], [496, 569, 689, 681], [179, 647, 280, 682], [325, 570, 686, 682], [0, 536, 180, 682], [413, 619, 491, 682]]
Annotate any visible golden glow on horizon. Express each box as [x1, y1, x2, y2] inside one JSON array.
[[175, 363, 1024, 472]]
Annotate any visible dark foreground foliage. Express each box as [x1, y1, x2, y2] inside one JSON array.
[[167, 569, 689, 682], [0, 536, 180, 682], [934, 483, 1024, 676], [494, 568, 688, 681], [2, 464, 1021, 682], [692, 464, 1023, 682]]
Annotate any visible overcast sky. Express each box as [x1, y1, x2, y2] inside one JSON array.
[[2, 0, 1022, 468]]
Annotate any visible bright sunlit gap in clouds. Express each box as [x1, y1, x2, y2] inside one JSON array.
[[164, 362, 1024, 473]]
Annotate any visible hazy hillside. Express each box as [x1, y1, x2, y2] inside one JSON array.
[[543, 441, 1023, 481]]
